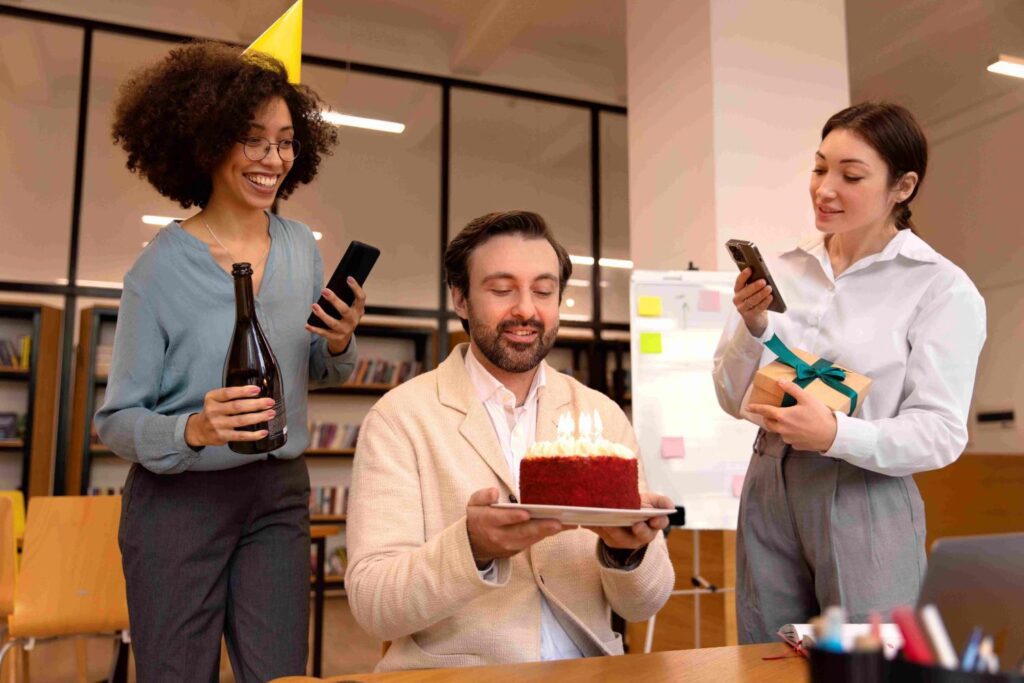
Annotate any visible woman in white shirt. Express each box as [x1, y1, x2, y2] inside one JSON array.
[[712, 102, 986, 643]]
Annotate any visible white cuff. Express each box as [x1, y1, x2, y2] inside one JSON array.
[[478, 561, 497, 582], [824, 411, 878, 463]]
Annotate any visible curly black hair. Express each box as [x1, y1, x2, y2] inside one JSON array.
[[112, 41, 337, 208]]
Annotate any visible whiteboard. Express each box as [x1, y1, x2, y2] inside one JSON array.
[[630, 270, 759, 530]]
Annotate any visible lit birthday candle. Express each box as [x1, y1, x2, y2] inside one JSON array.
[[592, 410, 604, 440], [579, 411, 592, 441], [557, 412, 574, 440]]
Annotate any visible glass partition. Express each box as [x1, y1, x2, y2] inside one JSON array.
[[77, 32, 182, 287], [0, 16, 83, 284], [285, 67, 442, 310], [450, 88, 592, 322]]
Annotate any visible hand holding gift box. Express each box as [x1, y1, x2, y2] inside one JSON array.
[[748, 335, 872, 416]]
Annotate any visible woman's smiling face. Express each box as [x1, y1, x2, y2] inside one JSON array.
[[210, 96, 294, 212], [810, 127, 910, 236]]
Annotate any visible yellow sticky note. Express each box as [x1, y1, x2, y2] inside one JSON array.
[[640, 332, 662, 354], [638, 296, 663, 317]]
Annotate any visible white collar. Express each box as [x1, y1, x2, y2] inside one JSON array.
[[464, 345, 547, 407], [784, 228, 941, 269]]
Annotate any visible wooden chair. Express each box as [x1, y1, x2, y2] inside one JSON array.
[[0, 494, 24, 548], [0, 498, 18, 682], [0, 496, 130, 682]]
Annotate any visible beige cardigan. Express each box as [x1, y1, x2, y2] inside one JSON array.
[[345, 344, 674, 671]]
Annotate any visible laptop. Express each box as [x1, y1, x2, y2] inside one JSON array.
[[917, 532, 1024, 665]]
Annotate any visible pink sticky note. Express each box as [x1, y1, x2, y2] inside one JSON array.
[[731, 474, 745, 498], [698, 289, 721, 312], [661, 436, 686, 459]]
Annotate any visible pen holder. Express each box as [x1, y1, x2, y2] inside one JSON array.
[[888, 658, 1024, 683], [809, 647, 886, 683], [810, 649, 1024, 683]]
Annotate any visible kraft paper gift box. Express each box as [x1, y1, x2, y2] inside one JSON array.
[[749, 335, 872, 416]]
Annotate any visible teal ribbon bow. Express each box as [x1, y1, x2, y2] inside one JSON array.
[[763, 335, 859, 415]]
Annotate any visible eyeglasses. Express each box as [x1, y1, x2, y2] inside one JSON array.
[[237, 136, 301, 162]]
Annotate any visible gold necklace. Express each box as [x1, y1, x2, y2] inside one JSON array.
[[203, 217, 268, 268]]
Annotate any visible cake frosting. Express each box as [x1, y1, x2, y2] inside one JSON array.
[[524, 412, 635, 459], [519, 411, 641, 509]]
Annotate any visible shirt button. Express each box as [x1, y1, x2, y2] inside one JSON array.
[[827, 282, 835, 291]]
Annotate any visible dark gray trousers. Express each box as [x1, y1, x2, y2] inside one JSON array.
[[736, 430, 927, 644], [119, 456, 311, 682]]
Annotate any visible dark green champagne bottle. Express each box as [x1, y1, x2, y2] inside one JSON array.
[[224, 262, 287, 454]]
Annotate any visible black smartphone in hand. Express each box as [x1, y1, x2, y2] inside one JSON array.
[[308, 240, 380, 329], [725, 239, 787, 314]]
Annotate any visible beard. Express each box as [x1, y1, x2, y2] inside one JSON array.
[[467, 302, 558, 374]]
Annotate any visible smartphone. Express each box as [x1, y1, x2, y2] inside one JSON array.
[[725, 239, 787, 314], [307, 240, 381, 329]]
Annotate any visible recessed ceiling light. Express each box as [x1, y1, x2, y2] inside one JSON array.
[[569, 254, 634, 269], [321, 111, 405, 134], [141, 215, 181, 226], [987, 54, 1024, 79]]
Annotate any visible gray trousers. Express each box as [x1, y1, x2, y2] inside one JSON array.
[[736, 430, 927, 644], [119, 456, 311, 682]]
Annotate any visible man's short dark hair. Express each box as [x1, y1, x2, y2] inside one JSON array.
[[444, 211, 573, 332]]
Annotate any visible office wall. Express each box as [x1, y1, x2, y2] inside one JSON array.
[[912, 103, 1024, 454], [625, 0, 849, 272]]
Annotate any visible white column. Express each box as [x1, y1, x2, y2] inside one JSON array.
[[627, 0, 850, 270]]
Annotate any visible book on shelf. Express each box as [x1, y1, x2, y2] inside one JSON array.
[[344, 358, 422, 388], [309, 485, 349, 516], [328, 546, 347, 577], [0, 412, 21, 440], [307, 421, 360, 450], [95, 344, 113, 377], [0, 336, 30, 369], [310, 545, 348, 578]]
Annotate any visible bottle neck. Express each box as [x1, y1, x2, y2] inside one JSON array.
[[233, 273, 256, 321]]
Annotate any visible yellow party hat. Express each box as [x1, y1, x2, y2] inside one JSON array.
[[242, 0, 303, 84]]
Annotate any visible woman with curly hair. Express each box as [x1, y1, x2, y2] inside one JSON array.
[[96, 41, 363, 681]]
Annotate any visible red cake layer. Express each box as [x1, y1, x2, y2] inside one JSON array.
[[519, 455, 640, 509]]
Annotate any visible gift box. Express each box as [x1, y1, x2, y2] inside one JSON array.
[[750, 335, 871, 416]]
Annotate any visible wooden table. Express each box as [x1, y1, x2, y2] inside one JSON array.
[[273, 643, 808, 683], [310, 524, 342, 677]]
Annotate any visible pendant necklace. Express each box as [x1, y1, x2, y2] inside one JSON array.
[[203, 217, 268, 269]]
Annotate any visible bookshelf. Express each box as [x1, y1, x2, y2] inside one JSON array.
[[66, 305, 119, 495], [306, 322, 437, 594], [0, 302, 62, 498]]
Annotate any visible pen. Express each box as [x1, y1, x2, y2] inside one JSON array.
[[960, 627, 983, 671], [975, 636, 993, 674], [817, 606, 846, 653], [869, 611, 882, 640], [919, 604, 958, 670], [892, 606, 935, 665]]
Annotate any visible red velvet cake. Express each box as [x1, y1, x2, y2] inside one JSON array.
[[518, 411, 641, 509], [520, 456, 640, 509]]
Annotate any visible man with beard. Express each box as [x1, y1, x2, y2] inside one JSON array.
[[345, 211, 675, 671]]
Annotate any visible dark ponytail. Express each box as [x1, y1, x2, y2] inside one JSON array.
[[896, 203, 913, 231], [822, 102, 927, 231]]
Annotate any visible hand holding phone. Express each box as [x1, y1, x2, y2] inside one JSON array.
[[308, 240, 380, 330], [726, 239, 785, 339]]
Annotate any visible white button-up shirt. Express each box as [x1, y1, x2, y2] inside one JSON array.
[[464, 349, 585, 661], [713, 229, 987, 477]]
